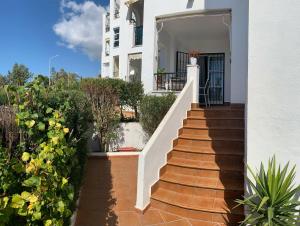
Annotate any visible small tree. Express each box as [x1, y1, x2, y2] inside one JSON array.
[[0, 74, 7, 87], [7, 64, 32, 86], [122, 81, 144, 120], [81, 78, 120, 152]]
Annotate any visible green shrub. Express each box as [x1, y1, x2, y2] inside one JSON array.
[[0, 87, 8, 106], [236, 156, 300, 225], [140, 93, 176, 137], [0, 80, 90, 225], [121, 81, 144, 120]]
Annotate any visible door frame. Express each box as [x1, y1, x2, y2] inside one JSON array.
[[196, 53, 225, 105]]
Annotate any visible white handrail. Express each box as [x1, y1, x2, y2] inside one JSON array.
[[135, 79, 194, 210]]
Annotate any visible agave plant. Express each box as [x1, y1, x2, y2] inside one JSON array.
[[236, 156, 300, 225]]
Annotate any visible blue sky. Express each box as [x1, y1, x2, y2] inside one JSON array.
[[0, 0, 109, 78]]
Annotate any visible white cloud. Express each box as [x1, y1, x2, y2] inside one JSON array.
[[53, 0, 107, 60]]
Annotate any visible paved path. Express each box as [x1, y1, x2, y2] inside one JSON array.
[[75, 155, 223, 226]]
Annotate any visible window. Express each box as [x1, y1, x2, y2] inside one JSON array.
[[114, 27, 120, 48], [105, 40, 110, 56]]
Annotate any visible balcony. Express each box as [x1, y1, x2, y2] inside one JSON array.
[[114, 8, 120, 19], [134, 26, 143, 46], [105, 13, 110, 32], [154, 72, 187, 91]]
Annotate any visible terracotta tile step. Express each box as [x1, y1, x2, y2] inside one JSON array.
[[188, 110, 244, 118], [180, 127, 244, 140], [161, 164, 244, 180], [173, 145, 244, 156], [152, 188, 244, 215], [154, 180, 243, 200], [168, 150, 244, 163], [184, 118, 245, 129], [168, 157, 244, 173], [175, 138, 244, 151], [160, 172, 244, 191], [191, 104, 244, 110], [178, 134, 244, 142], [151, 199, 243, 225]]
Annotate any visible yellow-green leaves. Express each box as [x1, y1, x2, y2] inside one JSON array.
[[48, 119, 55, 127], [61, 177, 68, 187], [11, 194, 25, 209], [21, 152, 30, 162], [57, 201, 65, 214], [21, 191, 31, 200], [22, 176, 41, 187], [38, 122, 45, 131], [25, 120, 35, 128], [44, 219, 52, 226]]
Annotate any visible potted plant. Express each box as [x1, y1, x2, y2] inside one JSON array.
[[236, 156, 300, 225], [189, 51, 201, 65]]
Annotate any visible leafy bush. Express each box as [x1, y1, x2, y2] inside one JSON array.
[[81, 78, 120, 152], [0, 88, 8, 106], [120, 81, 144, 120], [0, 80, 90, 225], [140, 93, 176, 137], [236, 156, 300, 225]]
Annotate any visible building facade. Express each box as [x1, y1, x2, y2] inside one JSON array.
[[101, 0, 300, 221]]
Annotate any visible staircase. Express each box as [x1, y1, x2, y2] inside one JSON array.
[[150, 104, 245, 225]]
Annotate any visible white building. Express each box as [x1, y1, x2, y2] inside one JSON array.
[[101, 0, 300, 224]]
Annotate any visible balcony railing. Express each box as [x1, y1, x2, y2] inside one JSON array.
[[154, 72, 187, 91], [134, 26, 143, 46]]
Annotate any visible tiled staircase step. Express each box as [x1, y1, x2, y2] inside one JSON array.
[[180, 127, 244, 140], [191, 104, 245, 110], [176, 138, 244, 150], [151, 199, 243, 225], [160, 172, 244, 191], [173, 145, 244, 155], [161, 164, 244, 180], [188, 109, 244, 118], [178, 134, 244, 142], [168, 157, 244, 172], [151, 188, 244, 215], [184, 118, 245, 128], [169, 150, 244, 162], [154, 180, 243, 203]]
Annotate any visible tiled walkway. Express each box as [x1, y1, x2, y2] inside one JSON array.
[[74, 155, 223, 226]]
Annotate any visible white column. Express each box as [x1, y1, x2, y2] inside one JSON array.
[[187, 64, 200, 103]]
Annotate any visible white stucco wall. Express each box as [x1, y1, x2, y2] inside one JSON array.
[[247, 0, 300, 184], [142, 0, 248, 103]]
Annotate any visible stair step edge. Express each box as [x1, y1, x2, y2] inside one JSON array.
[[159, 177, 244, 191], [173, 146, 244, 155], [167, 161, 244, 173], [151, 194, 244, 215], [179, 135, 244, 142], [183, 126, 245, 130]]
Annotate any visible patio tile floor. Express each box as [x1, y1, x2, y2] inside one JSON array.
[[74, 155, 224, 226]]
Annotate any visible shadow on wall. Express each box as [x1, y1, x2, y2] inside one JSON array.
[[186, 0, 194, 9], [74, 157, 118, 226]]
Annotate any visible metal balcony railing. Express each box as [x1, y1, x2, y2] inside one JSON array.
[[134, 26, 143, 46], [154, 72, 187, 91]]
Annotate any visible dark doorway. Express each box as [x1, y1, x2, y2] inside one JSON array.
[[197, 53, 225, 105], [175, 52, 225, 105]]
